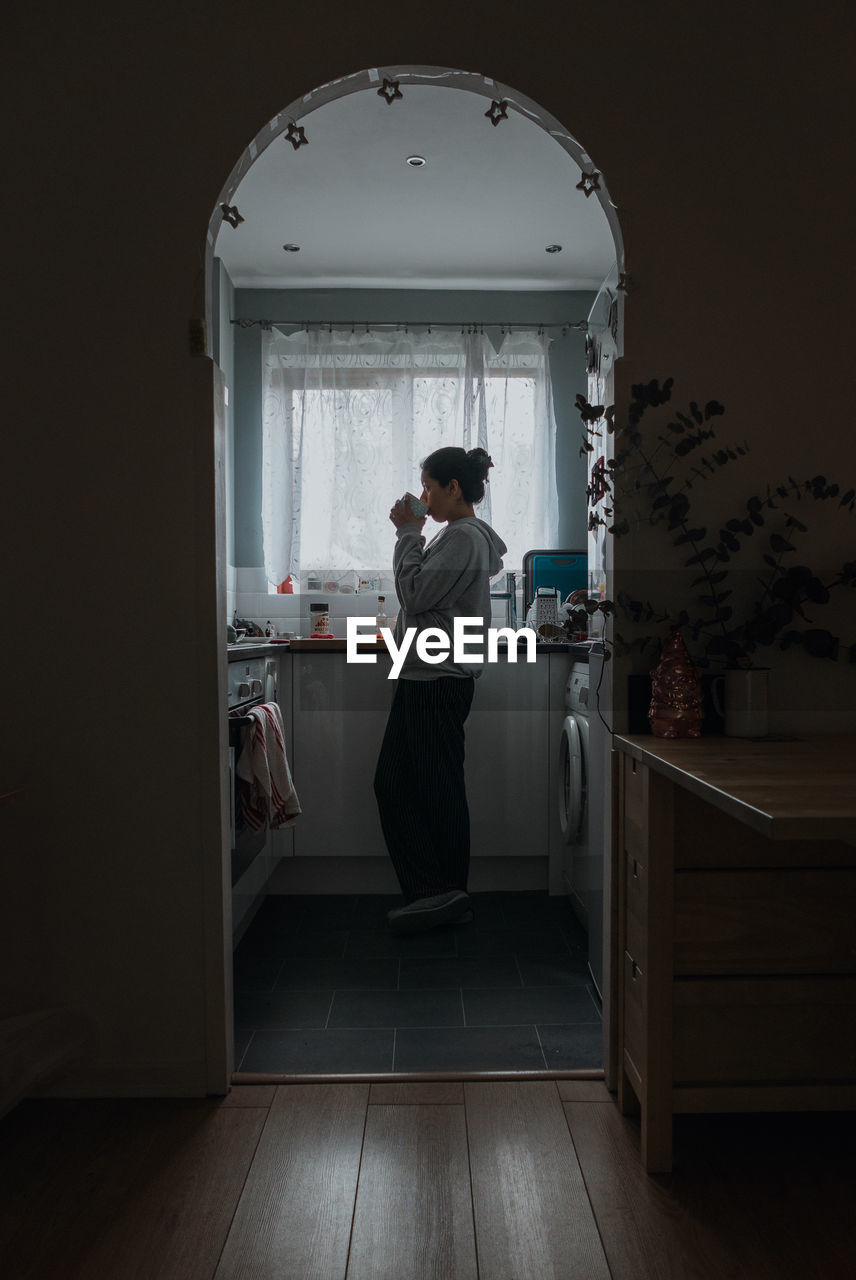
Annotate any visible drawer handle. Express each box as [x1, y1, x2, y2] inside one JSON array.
[[632, 858, 639, 878], [631, 959, 639, 980]]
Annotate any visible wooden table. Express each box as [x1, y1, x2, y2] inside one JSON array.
[[613, 734, 856, 1172]]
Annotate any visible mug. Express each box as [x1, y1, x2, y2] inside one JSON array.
[[403, 491, 429, 518], [711, 668, 769, 738]]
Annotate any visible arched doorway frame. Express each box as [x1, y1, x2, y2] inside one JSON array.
[[205, 65, 625, 340], [204, 65, 626, 1086]]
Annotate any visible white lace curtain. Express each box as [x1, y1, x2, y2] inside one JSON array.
[[261, 325, 558, 586]]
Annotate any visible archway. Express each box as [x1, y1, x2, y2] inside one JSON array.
[[205, 66, 625, 1084]]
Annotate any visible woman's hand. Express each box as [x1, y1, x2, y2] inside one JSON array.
[[389, 497, 426, 530]]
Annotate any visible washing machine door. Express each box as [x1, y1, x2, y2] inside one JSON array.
[[559, 714, 584, 843]]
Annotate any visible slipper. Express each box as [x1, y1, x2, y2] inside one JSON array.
[[387, 890, 471, 935]]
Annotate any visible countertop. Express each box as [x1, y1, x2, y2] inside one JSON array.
[[614, 733, 856, 842], [227, 639, 598, 660]]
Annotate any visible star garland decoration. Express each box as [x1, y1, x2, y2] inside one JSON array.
[[220, 204, 244, 228], [576, 170, 601, 197], [378, 78, 403, 104], [485, 99, 509, 126], [284, 122, 308, 150]]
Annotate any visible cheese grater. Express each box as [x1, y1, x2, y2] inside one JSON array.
[[532, 586, 560, 628]]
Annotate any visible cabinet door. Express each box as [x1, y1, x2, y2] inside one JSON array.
[[290, 655, 549, 859], [291, 654, 393, 857], [465, 658, 549, 857]]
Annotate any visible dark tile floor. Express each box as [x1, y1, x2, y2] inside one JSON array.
[[233, 891, 602, 1073]]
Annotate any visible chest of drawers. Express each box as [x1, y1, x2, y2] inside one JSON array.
[[614, 736, 856, 1172]]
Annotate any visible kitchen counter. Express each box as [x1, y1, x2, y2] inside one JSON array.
[[228, 639, 597, 661], [227, 640, 585, 891], [227, 641, 280, 660]]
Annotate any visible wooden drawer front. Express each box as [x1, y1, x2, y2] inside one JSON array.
[[625, 853, 648, 971], [674, 870, 856, 976], [622, 950, 646, 1076], [673, 977, 856, 1084], [622, 757, 648, 862]]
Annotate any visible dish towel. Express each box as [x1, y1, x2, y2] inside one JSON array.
[[235, 702, 301, 830]]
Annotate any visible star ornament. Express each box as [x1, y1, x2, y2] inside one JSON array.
[[576, 170, 601, 197], [378, 78, 403, 104], [284, 122, 308, 150], [220, 203, 244, 228], [485, 99, 509, 126]]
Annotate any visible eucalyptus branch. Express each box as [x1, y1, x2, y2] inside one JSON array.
[[613, 428, 731, 643], [576, 380, 856, 666]]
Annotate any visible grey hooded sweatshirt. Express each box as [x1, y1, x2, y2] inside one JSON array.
[[392, 516, 508, 680]]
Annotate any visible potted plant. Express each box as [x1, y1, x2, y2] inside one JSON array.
[[563, 378, 856, 732]]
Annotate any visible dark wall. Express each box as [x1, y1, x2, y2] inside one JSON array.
[[6, 0, 855, 1092]]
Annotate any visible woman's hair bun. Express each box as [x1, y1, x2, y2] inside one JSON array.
[[466, 447, 494, 481]]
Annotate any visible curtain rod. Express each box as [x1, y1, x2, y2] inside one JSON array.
[[230, 318, 589, 332]]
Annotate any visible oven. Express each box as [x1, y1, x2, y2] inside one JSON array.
[[227, 656, 277, 886]]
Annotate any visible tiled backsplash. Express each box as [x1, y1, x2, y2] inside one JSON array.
[[227, 566, 398, 638], [227, 565, 516, 637]]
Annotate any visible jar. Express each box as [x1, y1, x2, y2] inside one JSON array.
[[310, 602, 330, 636]]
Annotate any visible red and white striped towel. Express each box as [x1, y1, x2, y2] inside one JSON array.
[[235, 702, 301, 831]]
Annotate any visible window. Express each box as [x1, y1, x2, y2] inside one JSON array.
[[261, 326, 558, 587]]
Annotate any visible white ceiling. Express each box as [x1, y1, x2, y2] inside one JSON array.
[[214, 85, 616, 292]]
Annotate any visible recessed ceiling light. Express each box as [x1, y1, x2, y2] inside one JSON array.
[[406, 155, 426, 167], [545, 244, 563, 253], [282, 243, 301, 252]]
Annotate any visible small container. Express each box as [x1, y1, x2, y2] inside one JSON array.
[[307, 575, 322, 592], [310, 602, 330, 636], [376, 595, 388, 639]]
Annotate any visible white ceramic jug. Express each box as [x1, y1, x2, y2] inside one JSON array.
[[712, 667, 769, 738]]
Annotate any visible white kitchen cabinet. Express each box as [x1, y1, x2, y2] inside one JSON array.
[[465, 657, 549, 858], [290, 652, 394, 858], [289, 651, 551, 861]]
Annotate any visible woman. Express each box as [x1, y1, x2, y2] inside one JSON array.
[[373, 446, 507, 934]]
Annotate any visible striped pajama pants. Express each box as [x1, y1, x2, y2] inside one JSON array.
[[373, 675, 476, 902]]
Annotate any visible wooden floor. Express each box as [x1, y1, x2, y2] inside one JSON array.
[[1, 1081, 854, 1279]]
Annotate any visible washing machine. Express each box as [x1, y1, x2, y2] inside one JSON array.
[[559, 661, 590, 913], [559, 660, 606, 998]]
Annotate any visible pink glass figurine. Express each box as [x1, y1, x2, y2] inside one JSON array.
[[648, 630, 704, 738]]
